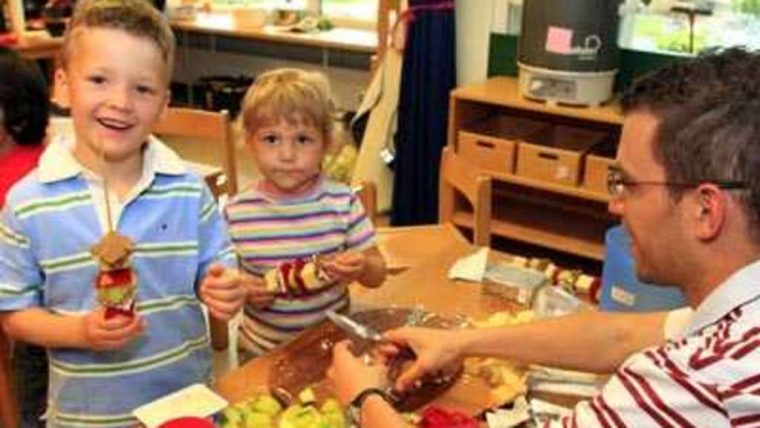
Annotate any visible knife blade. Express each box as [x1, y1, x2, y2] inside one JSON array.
[[325, 310, 383, 342]]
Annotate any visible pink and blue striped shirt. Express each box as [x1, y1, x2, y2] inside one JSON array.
[[225, 178, 376, 356]]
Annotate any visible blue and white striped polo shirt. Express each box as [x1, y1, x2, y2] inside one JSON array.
[[0, 135, 236, 427]]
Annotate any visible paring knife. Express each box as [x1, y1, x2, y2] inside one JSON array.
[[325, 310, 417, 360], [325, 310, 383, 342]]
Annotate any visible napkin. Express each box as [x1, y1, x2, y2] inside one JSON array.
[[133, 384, 228, 428], [447, 247, 489, 282], [485, 396, 530, 428]]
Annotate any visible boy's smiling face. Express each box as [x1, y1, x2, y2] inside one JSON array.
[[59, 27, 170, 170]]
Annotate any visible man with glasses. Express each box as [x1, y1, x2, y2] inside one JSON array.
[[327, 47, 760, 427]]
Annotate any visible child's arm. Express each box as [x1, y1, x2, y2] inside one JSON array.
[[0, 307, 145, 350], [323, 246, 387, 288]]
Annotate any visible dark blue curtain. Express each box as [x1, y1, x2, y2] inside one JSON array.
[[390, 0, 456, 226]]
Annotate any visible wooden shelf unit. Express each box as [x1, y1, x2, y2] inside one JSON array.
[[448, 77, 622, 261]]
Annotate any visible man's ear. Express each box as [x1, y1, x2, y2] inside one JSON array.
[[53, 68, 71, 108], [694, 184, 726, 241]]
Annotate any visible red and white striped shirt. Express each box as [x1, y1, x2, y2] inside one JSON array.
[[552, 260, 760, 427]]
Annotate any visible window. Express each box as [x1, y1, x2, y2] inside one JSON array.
[[503, 0, 760, 56], [210, 0, 378, 28], [322, 0, 378, 22], [619, 0, 760, 54]]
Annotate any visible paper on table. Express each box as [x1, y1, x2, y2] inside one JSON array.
[[447, 246, 489, 282], [133, 383, 228, 428], [486, 395, 530, 428]]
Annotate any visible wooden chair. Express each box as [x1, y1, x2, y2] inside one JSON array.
[[153, 107, 238, 198], [153, 107, 238, 352], [0, 331, 19, 428], [438, 146, 492, 247], [353, 181, 378, 224]]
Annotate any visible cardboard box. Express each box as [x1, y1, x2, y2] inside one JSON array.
[[582, 139, 617, 195], [458, 116, 548, 175], [515, 125, 609, 186]]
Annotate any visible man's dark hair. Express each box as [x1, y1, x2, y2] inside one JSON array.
[[0, 47, 49, 146], [621, 47, 760, 235]]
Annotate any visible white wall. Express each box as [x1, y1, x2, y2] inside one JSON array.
[[456, 0, 493, 85]]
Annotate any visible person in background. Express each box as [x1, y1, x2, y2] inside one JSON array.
[[0, 46, 50, 428], [0, 0, 246, 426], [329, 47, 760, 427], [0, 47, 48, 206], [226, 68, 386, 359]]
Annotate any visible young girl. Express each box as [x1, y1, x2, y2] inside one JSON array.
[[227, 68, 387, 358]]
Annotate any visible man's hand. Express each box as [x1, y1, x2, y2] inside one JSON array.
[[322, 251, 367, 284], [381, 327, 463, 392], [328, 340, 389, 406], [82, 308, 145, 351], [199, 263, 246, 321], [242, 272, 275, 309]]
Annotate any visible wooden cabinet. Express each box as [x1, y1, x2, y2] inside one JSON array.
[[448, 77, 622, 261]]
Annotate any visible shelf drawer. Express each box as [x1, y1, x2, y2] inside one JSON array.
[[458, 131, 517, 174], [583, 154, 616, 195], [516, 125, 609, 186], [457, 116, 548, 175]]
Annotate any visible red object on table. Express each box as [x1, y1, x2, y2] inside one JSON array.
[[420, 406, 479, 428], [157, 416, 215, 428]]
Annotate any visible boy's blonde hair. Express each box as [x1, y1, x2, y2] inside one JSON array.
[[61, 0, 176, 78], [240, 68, 334, 141]]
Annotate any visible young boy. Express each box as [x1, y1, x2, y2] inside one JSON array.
[[0, 0, 246, 426], [226, 68, 387, 359]]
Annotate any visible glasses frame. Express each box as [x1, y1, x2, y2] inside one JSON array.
[[606, 169, 746, 198]]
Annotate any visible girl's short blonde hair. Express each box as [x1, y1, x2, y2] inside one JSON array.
[[239, 68, 334, 141]]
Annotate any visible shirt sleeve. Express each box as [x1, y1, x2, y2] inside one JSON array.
[[0, 203, 44, 310], [345, 191, 376, 251], [196, 184, 236, 285], [547, 347, 729, 427]]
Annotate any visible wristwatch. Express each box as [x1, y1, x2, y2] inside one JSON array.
[[346, 387, 396, 427]]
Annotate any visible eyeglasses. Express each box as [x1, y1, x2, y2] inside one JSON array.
[[606, 169, 747, 198]]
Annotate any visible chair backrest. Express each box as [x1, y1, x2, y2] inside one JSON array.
[[353, 181, 378, 224], [153, 107, 236, 352], [0, 331, 19, 428], [153, 107, 238, 197], [438, 146, 492, 247]]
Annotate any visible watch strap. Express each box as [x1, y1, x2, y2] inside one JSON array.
[[347, 387, 396, 427]]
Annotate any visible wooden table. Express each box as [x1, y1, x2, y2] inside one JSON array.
[[374, 223, 470, 273], [215, 223, 519, 413]]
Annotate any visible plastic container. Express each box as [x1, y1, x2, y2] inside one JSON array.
[[599, 226, 686, 312], [533, 285, 589, 318], [484, 263, 547, 306]]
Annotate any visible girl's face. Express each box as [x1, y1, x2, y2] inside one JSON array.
[[247, 117, 328, 196]]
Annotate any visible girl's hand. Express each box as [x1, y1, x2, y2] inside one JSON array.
[[199, 264, 247, 320], [322, 251, 367, 284], [242, 272, 275, 309]]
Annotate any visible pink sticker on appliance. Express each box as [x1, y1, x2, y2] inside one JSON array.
[[545, 26, 573, 54]]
